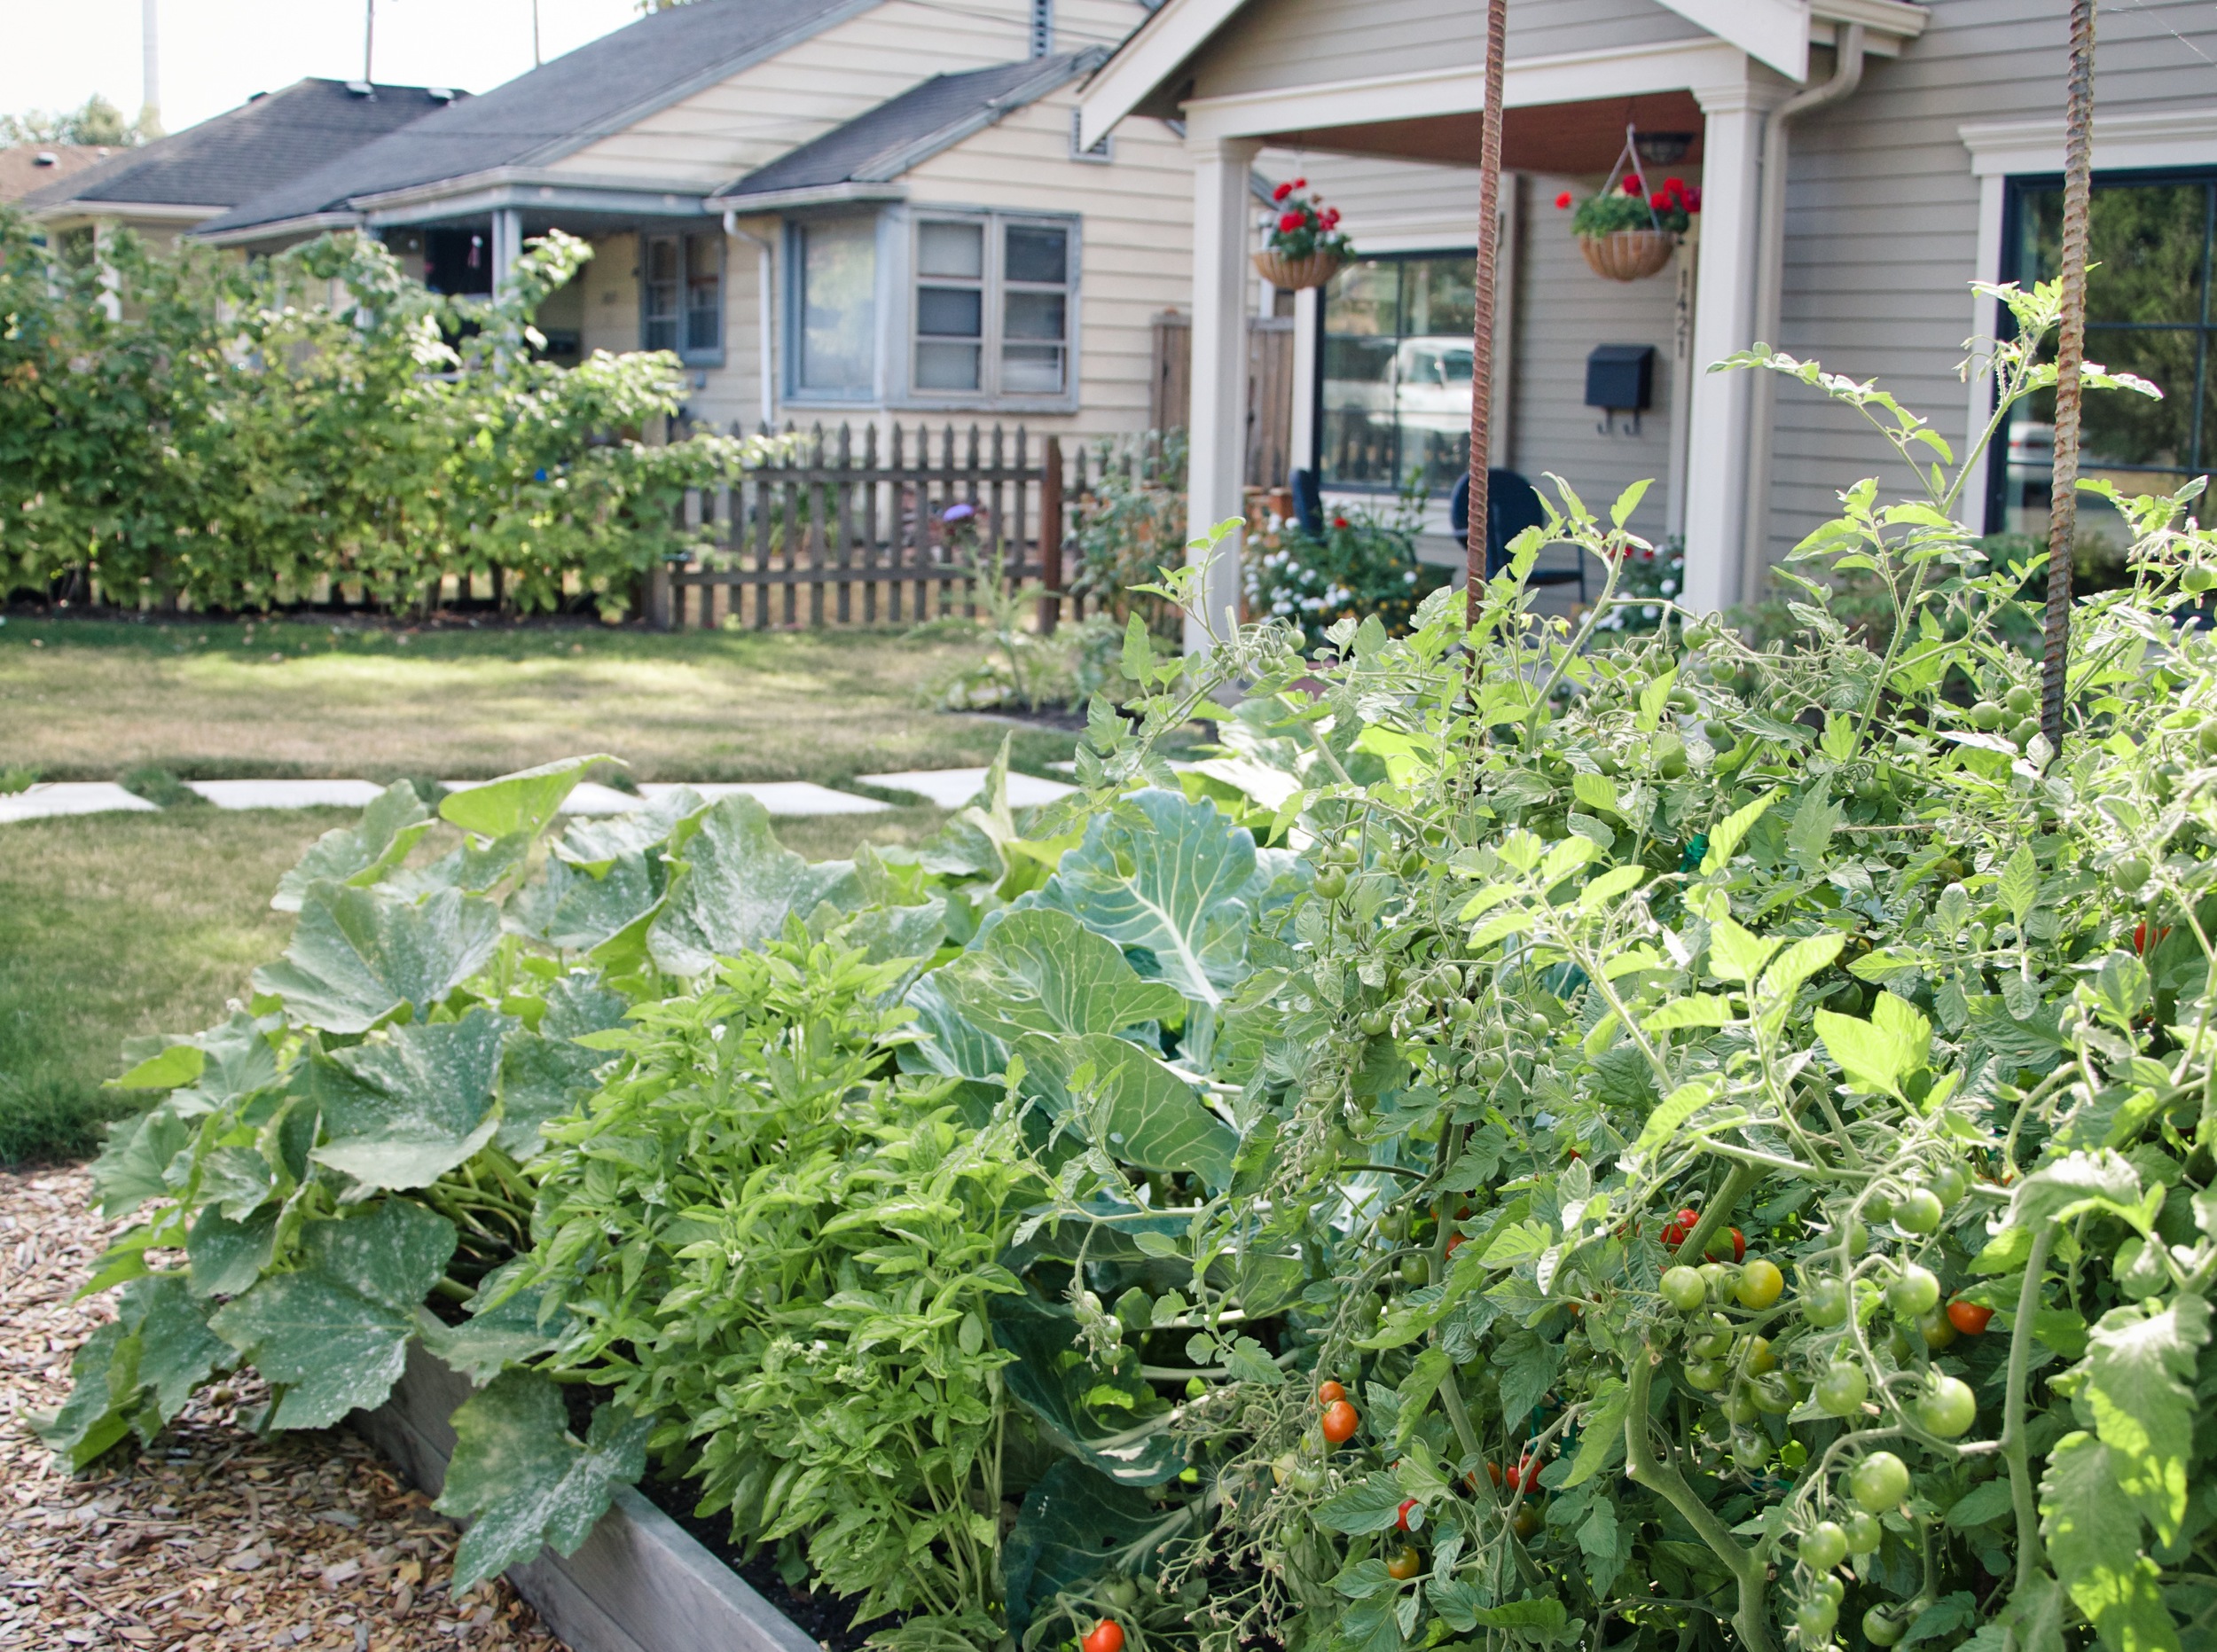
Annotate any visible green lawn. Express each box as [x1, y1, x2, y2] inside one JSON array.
[[0, 615, 1077, 1163]]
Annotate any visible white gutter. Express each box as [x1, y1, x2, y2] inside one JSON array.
[[1740, 22, 1866, 600], [723, 209, 775, 429]]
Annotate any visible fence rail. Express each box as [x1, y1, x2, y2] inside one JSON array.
[[654, 422, 1156, 633]]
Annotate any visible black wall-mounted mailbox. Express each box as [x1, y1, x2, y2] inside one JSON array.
[[1586, 344, 1656, 411]]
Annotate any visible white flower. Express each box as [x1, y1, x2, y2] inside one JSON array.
[[1659, 577, 1677, 595]]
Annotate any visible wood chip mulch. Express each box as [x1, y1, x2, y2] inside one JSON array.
[[0, 1167, 569, 1652]]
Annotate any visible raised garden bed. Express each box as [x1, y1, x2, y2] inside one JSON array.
[[355, 1342, 814, 1652]]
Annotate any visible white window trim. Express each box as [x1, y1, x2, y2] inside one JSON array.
[[893, 207, 1083, 413], [1957, 109, 2217, 523]]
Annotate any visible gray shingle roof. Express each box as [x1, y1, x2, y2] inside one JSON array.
[[20, 81, 461, 212], [712, 51, 1101, 203], [196, 0, 876, 239]]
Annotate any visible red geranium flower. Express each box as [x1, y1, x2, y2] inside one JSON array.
[[1555, 190, 1572, 209], [1664, 176, 1687, 195], [1322, 207, 1340, 226], [1650, 192, 1673, 210], [1273, 181, 1293, 201], [1279, 212, 1304, 232], [1622, 176, 1641, 196], [1292, 177, 1307, 189], [1332, 515, 1350, 528], [1685, 186, 1702, 211]]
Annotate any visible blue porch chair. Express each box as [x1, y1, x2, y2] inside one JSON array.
[[1450, 468, 1586, 600]]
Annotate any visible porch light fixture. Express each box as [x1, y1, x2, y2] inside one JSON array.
[[1633, 131, 1695, 165]]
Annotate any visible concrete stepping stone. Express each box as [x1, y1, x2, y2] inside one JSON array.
[[187, 779, 388, 810], [857, 767, 1076, 810], [638, 781, 889, 816], [0, 782, 160, 823]]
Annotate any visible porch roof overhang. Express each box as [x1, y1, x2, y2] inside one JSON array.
[[710, 182, 908, 215], [28, 200, 227, 228], [192, 168, 716, 247], [1077, 0, 1925, 152]]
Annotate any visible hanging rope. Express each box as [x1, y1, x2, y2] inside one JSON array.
[[1597, 125, 1668, 234], [1464, 0, 1508, 627], [2043, 0, 2096, 751]]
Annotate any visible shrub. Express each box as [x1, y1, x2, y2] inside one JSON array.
[[1244, 480, 1448, 644], [1069, 430, 1187, 640]]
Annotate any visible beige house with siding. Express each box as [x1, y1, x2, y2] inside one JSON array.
[[189, 0, 1210, 445], [1081, 0, 2217, 644]]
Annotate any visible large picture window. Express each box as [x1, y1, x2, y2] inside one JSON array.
[[642, 231, 722, 364], [1317, 251, 1476, 496], [911, 214, 1074, 402], [1993, 172, 2217, 539], [790, 215, 878, 398]]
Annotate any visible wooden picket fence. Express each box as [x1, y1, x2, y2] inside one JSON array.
[[653, 423, 1128, 632]]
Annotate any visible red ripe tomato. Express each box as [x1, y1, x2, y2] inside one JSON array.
[[1395, 1498, 1418, 1531], [1485, 1461, 1504, 1486], [1316, 1380, 1347, 1405], [1516, 1456, 1541, 1492], [1445, 1232, 1466, 1257], [1947, 1299, 1994, 1335], [1320, 1399, 1360, 1445], [1706, 1226, 1747, 1264], [1661, 1207, 1701, 1248], [2135, 923, 2174, 955], [1083, 1622, 1125, 1652]]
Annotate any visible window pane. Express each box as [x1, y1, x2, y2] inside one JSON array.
[[1400, 255, 1475, 339], [684, 236, 720, 354], [919, 221, 983, 279], [2021, 182, 2208, 327], [1003, 289, 1065, 341], [1322, 254, 1478, 493], [1326, 260, 1400, 338], [796, 217, 876, 394], [643, 236, 678, 352], [1320, 333, 1398, 489], [646, 238, 678, 284], [917, 340, 982, 390], [1002, 343, 1064, 394], [1005, 224, 1068, 285], [1392, 336, 1473, 495], [918, 285, 983, 339]]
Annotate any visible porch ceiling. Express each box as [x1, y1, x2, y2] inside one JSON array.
[[1263, 90, 1705, 176]]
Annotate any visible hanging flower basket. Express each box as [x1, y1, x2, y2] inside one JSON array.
[[1253, 247, 1348, 290], [1556, 135, 1699, 283], [1578, 229, 1677, 282], [1257, 177, 1354, 289]]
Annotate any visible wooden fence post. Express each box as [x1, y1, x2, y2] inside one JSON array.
[[1039, 435, 1064, 635]]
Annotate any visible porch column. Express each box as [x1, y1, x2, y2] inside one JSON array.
[[1186, 135, 1261, 654], [1680, 81, 1782, 615], [490, 207, 523, 294]]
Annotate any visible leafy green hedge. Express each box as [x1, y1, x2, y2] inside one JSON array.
[[38, 278, 2217, 1652], [0, 215, 769, 617]]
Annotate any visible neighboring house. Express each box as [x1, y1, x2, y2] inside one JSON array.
[[1079, 0, 2217, 635], [18, 79, 464, 247], [191, 0, 1201, 438], [0, 145, 114, 206]]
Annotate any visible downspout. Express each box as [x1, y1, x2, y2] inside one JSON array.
[[722, 209, 775, 430], [1739, 23, 1865, 604]]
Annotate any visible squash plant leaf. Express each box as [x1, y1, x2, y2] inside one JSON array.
[[437, 1370, 650, 1593], [29, 1274, 233, 1468], [208, 1198, 456, 1429], [307, 1008, 511, 1191], [936, 908, 1186, 1041], [252, 883, 501, 1034], [505, 850, 666, 953], [493, 975, 625, 1159], [438, 756, 613, 842], [1002, 1459, 1170, 1639], [416, 1267, 569, 1385], [549, 786, 706, 874], [648, 795, 858, 974], [990, 1290, 1182, 1484], [1031, 788, 1260, 1007], [272, 780, 434, 912], [89, 1102, 194, 1219]]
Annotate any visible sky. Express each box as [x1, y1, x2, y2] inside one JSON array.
[[3, 0, 645, 135]]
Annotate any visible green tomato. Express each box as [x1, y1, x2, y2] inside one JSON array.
[[1657, 741, 1688, 780], [1400, 1255, 1432, 1287], [1751, 1372, 1800, 1415], [1730, 1429, 1768, 1470], [2112, 856, 2152, 894], [2009, 716, 2041, 750], [1796, 1598, 1840, 1640], [1669, 685, 1698, 713], [1849, 1452, 1911, 1514], [1887, 1264, 1941, 1318], [2004, 684, 2037, 717], [1968, 700, 2004, 731], [1800, 1521, 1850, 1572], [1682, 1358, 1729, 1393], [1739, 1335, 1777, 1374], [1312, 867, 1347, 900], [1720, 1386, 1759, 1426], [1917, 1308, 1959, 1351], [1289, 1462, 1327, 1494], [1101, 1576, 1141, 1610], [2199, 719, 2217, 756], [1842, 1509, 1883, 1554], [1914, 1374, 1978, 1438], [1863, 1187, 1895, 1225], [1359, 1006, 1393, 1037], [1862, 1605, 1909, 1647], [1893, 1187, 1945, 1233], [1697, 1261, 1735, 1298], [1736, 1257, 1785, 1310], [1803, 1277, 1851, 1328], [1689, 1315, 1735, 1361], [1926, 1164, 1967, 1207], [1815, 1361, 1868, 1418], [1661, 1265, 1707, 1313]]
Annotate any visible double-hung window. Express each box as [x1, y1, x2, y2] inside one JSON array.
[[642, 231, 722, 364], [790, 215, 880, 399], [911, 214, 1075, 402], [1992, 172, 2217, 540]]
